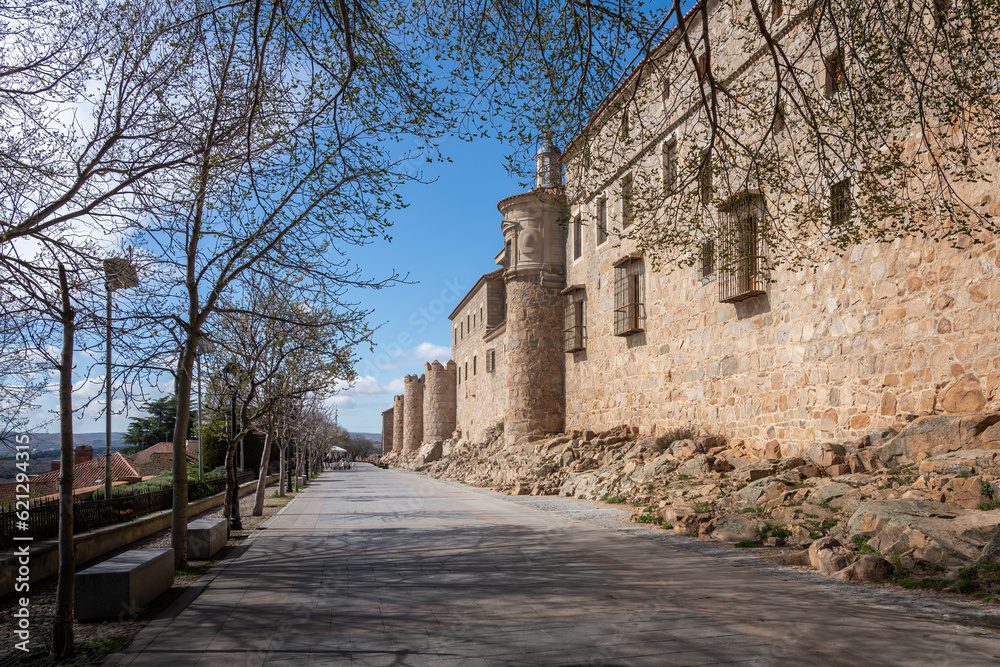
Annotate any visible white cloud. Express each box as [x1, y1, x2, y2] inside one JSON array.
[[335, 375, 404, 396], [411, 342, 450, 361]]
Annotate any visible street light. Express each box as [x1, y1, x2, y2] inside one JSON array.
[[102, 257, 138, 501], [223, 361, 243, 531]]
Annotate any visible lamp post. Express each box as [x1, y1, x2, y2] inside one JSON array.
[[223, 362, 243, 531], [102, 257, 138, 500]]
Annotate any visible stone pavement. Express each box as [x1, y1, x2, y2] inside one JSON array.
[[108, 464, 1000, 666]]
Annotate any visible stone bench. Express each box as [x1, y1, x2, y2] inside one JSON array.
[[75, 548, 174, 621], [188, 518, 227, 560]]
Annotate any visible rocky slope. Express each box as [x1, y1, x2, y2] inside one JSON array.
[[384, 413, 1000, 598]]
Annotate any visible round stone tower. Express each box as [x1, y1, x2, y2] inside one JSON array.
[[402, 374, 425, 452], [392, 394, 405, 453], [498, 134, 567, 445], [423, 360, 457, 442]]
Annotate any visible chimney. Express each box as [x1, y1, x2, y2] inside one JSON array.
[[74, 445, 93, 465], [51, 460, 61, 472]]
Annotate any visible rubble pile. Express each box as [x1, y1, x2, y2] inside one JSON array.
[[384, 413, 1000, 594]]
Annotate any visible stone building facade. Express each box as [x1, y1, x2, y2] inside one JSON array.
[[382, 0, 1000, 457]]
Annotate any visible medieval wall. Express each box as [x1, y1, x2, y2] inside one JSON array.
[[424, 360, 458, 441], [559, 0, 1000, 456], [402, 375, 424, 452], [452, 273, 507, 443], [381, 407, 394, 453]]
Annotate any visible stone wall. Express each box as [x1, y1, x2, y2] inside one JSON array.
[[381, 408, 394, 453], [504, 276, 566, 444], [554, 0, 1000, 456], [392, 395, 405, 454], [424, 360, 457, 441], [402, 375, 424, 453], [453, 272, 508, 443]]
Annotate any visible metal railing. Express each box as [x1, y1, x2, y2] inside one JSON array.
[[0, 470, 255, 550]]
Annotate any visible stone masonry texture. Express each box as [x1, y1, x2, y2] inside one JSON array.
[[402, 375, 424, 453]]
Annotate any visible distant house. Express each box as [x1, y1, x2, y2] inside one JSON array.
[[0, 448, 142, 505], [129, 441, 200, 477]]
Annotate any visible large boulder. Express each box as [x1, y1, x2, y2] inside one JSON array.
[[806, 443, 846, 468], [832, 555, 893, 583], [872, 414, 1000, 467], [411, 441, 443, 468], [808, 536, 850, 574], [710, 514, 767, 542], [846, 499, 1000, 564], [938, 374, 987, 413]]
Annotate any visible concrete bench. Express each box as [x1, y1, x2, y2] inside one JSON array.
[[188, 518, 227, 560], [75, 548, 174, 621]]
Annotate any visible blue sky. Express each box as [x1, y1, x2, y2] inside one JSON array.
[[330, 135, 523, 433]]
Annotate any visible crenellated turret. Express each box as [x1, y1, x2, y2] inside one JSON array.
[[423, 360, 457, 442], [402, 374, 425, 452]]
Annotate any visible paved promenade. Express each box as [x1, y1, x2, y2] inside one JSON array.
[[110, 465, 1000, 666]]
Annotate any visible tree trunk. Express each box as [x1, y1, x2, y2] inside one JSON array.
[[277, 443, 286, 497], [170, 338, 198, 570], [253, 426, 273, 516], [51, 264, 75, 660], [223, 434, 243, 533]]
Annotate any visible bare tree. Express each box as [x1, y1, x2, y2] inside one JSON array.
[[200, 276, 360, 528]]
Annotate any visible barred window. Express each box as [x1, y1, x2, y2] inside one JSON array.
[[772, 0, 783, 20], [824, 49, 845, 97], [621, 175, 633, 229], [700, 239, 715, 281], [662, 140, 677, 194], [562, 287, 586, 352], [613, 255, 644, 336], [719, 193, 767, 303], [830, 178, 851, 229], [596, 198, 608, 245], [486, 348, 496, 373], [573, 214, 582, 260]]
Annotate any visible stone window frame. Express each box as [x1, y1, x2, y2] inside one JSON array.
[[561, 285, 587, 352], [829, 176, 852, 231], [596, 196, 608, 246], [823, 47, 845, 97], [699, 238, 717, 284], [572, 213, 583, 260], [486, 348, 496, 373], [613, 254, 645, 336], [698, 151, 713, 205], [718, 192, 768, 303], [662, 138, 678, 195], [473, 355, 477, 376], [621, 174, 634, 229]]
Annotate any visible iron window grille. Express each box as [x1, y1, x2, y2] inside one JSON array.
[[718, 193, 767, 303], [562, 286, 586, 352], [830, 178, 851, 230], [613, 255, 645, 336], [486, 349, 496, 373], [700, 239, 716, 281]]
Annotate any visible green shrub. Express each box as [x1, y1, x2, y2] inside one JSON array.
[[735, 539, 760, 548], [655, 428, 696, 452]]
